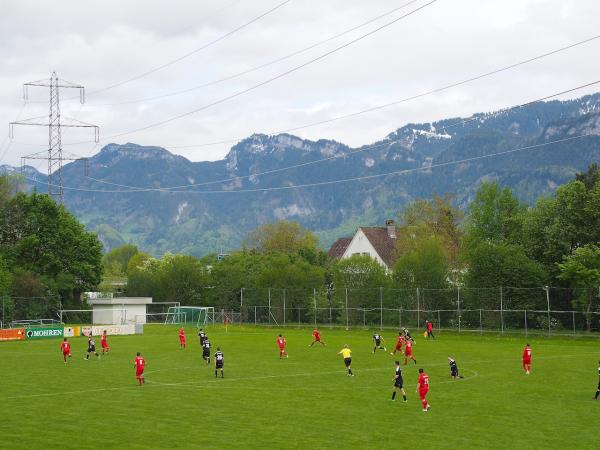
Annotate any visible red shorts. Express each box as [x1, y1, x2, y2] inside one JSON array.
[[405, 349, 412, 356], [313, 336, 321, 342], [394, 343, 403, 351], [522, 359, 531, 365], [101, 342, 109, 349], [136, 368, 144, 377], [279, 346, 285, 351], [419, 388, 429, 400], [63, 351, 71, 357], [179, 337, 186, 343]]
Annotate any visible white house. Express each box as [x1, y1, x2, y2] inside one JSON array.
[[87, 297, 153, 325], [328, 220, 398, 271]]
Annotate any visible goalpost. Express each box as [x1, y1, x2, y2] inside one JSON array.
[[135, 312, 186, 325], [165, 307, 214, 327]]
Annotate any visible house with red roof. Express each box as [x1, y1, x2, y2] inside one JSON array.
[[328, 220, 398, 271]]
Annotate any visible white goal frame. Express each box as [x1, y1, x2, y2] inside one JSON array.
[[135, 312, 187, 325], [165, 306, 214, 327]]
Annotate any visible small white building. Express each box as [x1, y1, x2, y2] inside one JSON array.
[[87, 297, 153, 325], [328, 219, 398, 271]]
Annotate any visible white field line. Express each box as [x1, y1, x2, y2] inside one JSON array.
[[3, 351, 594, 400]]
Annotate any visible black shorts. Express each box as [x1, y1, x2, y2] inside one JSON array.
[[203, 350, 210, 357], [394, 379, 403, 389], [88, 346, 96, 353], [374, 340, 381, 347], [344, 357, 352, 367], [451, 369, 458, 377], [216, 361, 224, 369]]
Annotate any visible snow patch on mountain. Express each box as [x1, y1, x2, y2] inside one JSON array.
[[273, 204, 313, 219], [174, 202, 188, 224]]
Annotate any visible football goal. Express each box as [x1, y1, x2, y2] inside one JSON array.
[[135, 312, 186, 325], [165, 306, 214, 327]]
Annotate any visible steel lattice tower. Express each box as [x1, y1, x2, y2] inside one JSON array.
[[9, 72, 99, 203]]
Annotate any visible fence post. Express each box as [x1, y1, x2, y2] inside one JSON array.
[[545, 286, 551, 336], [457, 287, 461, 333], [268, 288, 271, 326], [380, 287, 383, 330], [363, 309, 366, 327], [499, 286, 504, 335], [416, 288, 420, 329], [240, 288, 243, 326], [254, 306, 257, 325], [313, 288, 317, 329], [572, 310, 576, 336], [524, 310, 528, 337], [283, 289, 286, 327], [399, 308, 402, 328], [437, 309, 441, 335], [479, 309, 482, 334], [345, 288, 349, 331]]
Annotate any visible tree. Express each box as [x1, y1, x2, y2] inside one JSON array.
[[393, 237, 451, 310], [575, 163, 600, 190], [396, 195, 463, 266], [102, 244, 139, 276], [523, 180, 595, 278], [465, 182, 526, 247], [126, 251, 151, 274], [244, 221, 319, 256], [0, 192, 103, 299], [463, 242, 547, 310], [558, 244, 600, 331]]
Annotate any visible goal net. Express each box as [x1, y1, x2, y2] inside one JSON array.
[[165, 307, 214, 327], [135, 312, 186, 325]]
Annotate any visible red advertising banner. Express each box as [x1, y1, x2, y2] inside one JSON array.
[[0, 328, 26, 341]]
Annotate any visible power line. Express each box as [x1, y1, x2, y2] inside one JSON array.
[[165, 33, 600, 149], [82, 79, 600, 192], [85, 0, 294, 97], [22, 132, 596, 194], [44, 22, 598, 151], [87, 0, 422, 107], [63, 0, 439, 146]]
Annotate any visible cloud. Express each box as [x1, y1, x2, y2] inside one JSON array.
[[2, 0, 600, 170]]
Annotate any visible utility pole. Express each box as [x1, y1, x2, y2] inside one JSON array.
[[9, 72, 99, 203]]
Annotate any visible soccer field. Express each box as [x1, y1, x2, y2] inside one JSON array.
[[1, 326, 598, 450]]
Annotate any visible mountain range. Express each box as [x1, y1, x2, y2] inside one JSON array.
[[4, 93, 600, 256]]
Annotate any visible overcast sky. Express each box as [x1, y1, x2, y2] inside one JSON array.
[[1, 0, 599, 169]]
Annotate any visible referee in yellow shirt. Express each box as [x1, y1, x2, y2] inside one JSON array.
[[338, 344, 354, 376]]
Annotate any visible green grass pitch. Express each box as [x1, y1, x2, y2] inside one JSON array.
[[1, 325, 599, 449]]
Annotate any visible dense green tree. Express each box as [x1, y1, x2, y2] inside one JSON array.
[[126, 251, 151, 274], [244, 221, 319, 256], [0, 192, 103, 299], [558, 244, 600, 331], [465, 182, 526, 247], [523, 180, 597, 278], [127, 253, 209, 305], [102, 244, 139, 276], [463, 242, 547, 309], [396, 195, 463, 266], [575, 163, 600, 190]]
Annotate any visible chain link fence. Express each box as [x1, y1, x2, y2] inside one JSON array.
[[3, 287, 599, 336]]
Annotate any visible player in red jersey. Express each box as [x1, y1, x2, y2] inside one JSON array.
[[416, 368, 430, 412], [178, 327, 186, 350], [404, 338, 417, 365], [100, 330, 110, 354], [276, 334, 288, 358], [309, 329, 325, 347], [134, 352, 146, 386], [391, 332, 405, 355], [425, 320, 435, 339], [60, 338, 72, 364], [522, 343, 532, 375]]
